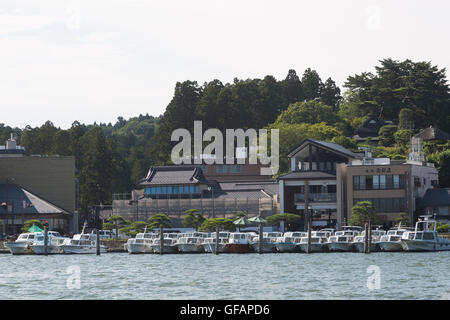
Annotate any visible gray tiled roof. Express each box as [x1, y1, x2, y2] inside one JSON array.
[[287, 138, 360, 159], [0, 184, 68, 215], [140, 165, 207, 185], [420, 188, 450, 207], [277, 171, 336, 180], [414, 127, 450, 141]]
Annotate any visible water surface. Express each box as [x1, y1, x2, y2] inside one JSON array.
[[0, 252, 448, 299]]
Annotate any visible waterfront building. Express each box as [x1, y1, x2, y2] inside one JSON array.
[[337, 138, 439, 228], [420, 188, 450, 224], [278, 139, 361, 230], [111, 164, 279, 225], [0, 135, 77, 234]]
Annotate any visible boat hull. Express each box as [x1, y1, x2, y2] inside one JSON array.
[[32, 245, 64, 254], [298, 243, 324, 253], [401, 240, 450, 252], [61, 245, 108, 254], [274, 243, 298, 253], [128, 243, 153, 254], [4, 242, 32, 255], [327, 242, 354, 252], [251, 242, 276, 253], [151, 245, 178, 254], [224, 243, 253, 253], [176, 243, 204, 253], [203, 243, 227, 253], [353, 242, 380, 253], [378, 241, 404, 252]]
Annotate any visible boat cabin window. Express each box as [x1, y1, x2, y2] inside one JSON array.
[[423, 232, 435, 240], [414, 233, 423, 240], [338, 237, 348, 242], [391, 236, 401, 241]]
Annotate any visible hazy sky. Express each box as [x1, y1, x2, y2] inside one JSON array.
[[1, 0, 449, 129]]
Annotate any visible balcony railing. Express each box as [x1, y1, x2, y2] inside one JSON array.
[[294, 193, 337, 203]]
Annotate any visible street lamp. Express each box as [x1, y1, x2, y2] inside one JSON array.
[[207, 185, 215, 218]]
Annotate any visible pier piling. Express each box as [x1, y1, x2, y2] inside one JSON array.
[[258, 223, 263, 254], [96, 229, 100, 256], [364, 223, 369, 254], [367, 220, 372, 254], [159, 226, 163, 255], [215, 225, 219, 255], [44, 226, 48, 256]]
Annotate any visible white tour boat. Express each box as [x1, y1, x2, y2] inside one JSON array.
[[127, 229, 157, 254], [352, 229, 386, 252], [203, 232, 230, 253], [326, 235, 354, 252], [401, 216, 450, 252], [4, 232, 40, 255], [31, 231, 69, 254], [175, 235, 205, 253], [250, 232, 282, 253], [298, 236, 326, 253], [151, 238, 178, 253], [378, 226, 412, 252], [61, 224, 108, 254], [274, 235, 303, 252], [225, 232, 254, 253]]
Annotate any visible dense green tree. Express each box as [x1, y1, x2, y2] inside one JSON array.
[[22, 219, 44, 232], [349, 201, 381, 226], [274, 100, 337, 125], [147, 213, 172, 230], [198, 218, 236, 232], [320, 77, 341, 109], [301, 68, 323, 101], [398, 108, 414, 130], [106, 215, 129, 238], [281, 69, 304, 105], [182, 209, 205, 230], [119, 221, 148, 237], [345, 58, 450, 132], [378, 125, 398, 146], [266, 213, 301, 232]]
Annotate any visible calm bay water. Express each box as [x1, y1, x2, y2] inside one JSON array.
[[0, 252, 448, 300]]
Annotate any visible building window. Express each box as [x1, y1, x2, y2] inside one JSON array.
[[373, 175, 379, 189], [438, 207, 449, 216], [216, 165, 227, 173], [359, 176, 366, 190], [200, 165, 208, 174], [230, 165, 241, 173], [354, 198, 406, 213]]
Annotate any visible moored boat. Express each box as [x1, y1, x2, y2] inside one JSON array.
[[127, 230, 157, 254], [225, 232, 254, 253], [274, 235, 302, 253], [4, 232, 39, 255], [401, 216, 450, 252], [250, 232, 282, 253], [297, 236, 326, 253], [61, 223, 108, 254], [151, 238, 178, 254], [326, 235, 354, 252], [31, 231, 69, 254]]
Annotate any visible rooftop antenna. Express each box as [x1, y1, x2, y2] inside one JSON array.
[[359, 146, 373, 165]]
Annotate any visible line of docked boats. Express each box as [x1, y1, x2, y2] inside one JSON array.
[[3, 216, 449, 255], [124, 216, 449, 254], [3, 223, 107, 255]]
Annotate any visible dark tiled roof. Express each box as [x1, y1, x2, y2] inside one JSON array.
[[414, 127, 450, 141], [0, 184, 68, 214], [139, 166, 207, 185], [217, 180, 279, 197], [357, 114, 388, 138], [277, 171, 336, 180], [420, 188, 450, 207], [287, 139, 360, 159], [215, 190, 272, 200]]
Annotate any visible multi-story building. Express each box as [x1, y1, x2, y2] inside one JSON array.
[[278, 139, 361, 229], [0, 135, 78, 234], [337, 140, 439, 228]]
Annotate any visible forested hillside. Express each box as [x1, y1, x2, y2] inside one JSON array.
[[1, 58, 449, 217]]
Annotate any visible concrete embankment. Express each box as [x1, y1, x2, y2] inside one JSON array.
[[101, 239, 128, 253]]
